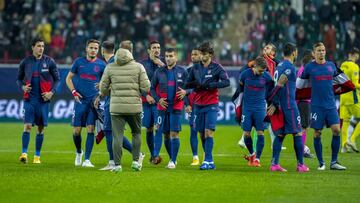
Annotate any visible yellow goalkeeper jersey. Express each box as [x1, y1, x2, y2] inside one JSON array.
[[340, 60, 360, 105]]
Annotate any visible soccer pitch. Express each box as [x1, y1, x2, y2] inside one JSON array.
[[0, 123, 359, 203]]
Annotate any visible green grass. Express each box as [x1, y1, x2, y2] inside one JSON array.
[[0, 123, 360, 203]]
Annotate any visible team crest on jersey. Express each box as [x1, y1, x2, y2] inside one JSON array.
[[208, 70, 211, 74], [355, 72, 358, 76], [94, 66, 100, 72], [285, 69, 291, 75], [327, 66, 333, 72], [177, 73, 182, 78], [41, 63, 49, 72]]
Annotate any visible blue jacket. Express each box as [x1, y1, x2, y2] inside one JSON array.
[[16, 54, 60, 101], [150, 65, 188, 111], [186, 61, 230, 106], [140, 57, 165, 103]]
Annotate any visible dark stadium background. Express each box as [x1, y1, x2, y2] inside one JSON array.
[[0, 0, 359, 123]]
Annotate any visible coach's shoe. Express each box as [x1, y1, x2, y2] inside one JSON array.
[[99, 160, 115, 171], [200, 162, 210, 170], [166, 161, 176, 169], [191, 156, 200, 166], [131, 161, 142, 171], [330, 162, 346, 170], [138, 153, 145, 168], [270, 164, 287, 172], [346, 141, 359, 153], [297, 164, 309, 172], [208, 162, 216, 170], [33, 156, 41, 164], [82, 159, 95, 168], [111, 165, 122, 173], [151, 156, 162, 165], [19, 153, 28, 164], [317, 163, 326, 171], [250, 159, 261, 167], [75, 151, 83, 166]]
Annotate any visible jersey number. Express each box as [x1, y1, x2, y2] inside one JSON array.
[[241, 115, 245, 123], [311, 113, 317, 121], [273, 70, 279, 85]]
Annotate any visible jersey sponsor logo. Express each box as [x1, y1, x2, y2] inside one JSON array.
[[168, 81, 175, 86], [93, 66, 100, 72], [80, 73, 97, 80], [246, 85, 263, 91], [315, 75, 332, 81], [32, 71, 40, 77], [205, 74, 213, 78]]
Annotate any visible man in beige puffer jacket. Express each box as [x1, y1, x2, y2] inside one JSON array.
[[99, 48, 150, 172]]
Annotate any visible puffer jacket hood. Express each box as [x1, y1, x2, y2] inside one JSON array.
[[115, 48, 134, 65]]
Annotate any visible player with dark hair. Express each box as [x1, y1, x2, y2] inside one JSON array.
[[339, 47, 360, 153], [186, 47, 202, 165], [66, 39, 106, 167], [151, 48, 188, 169], [186, 41, 230, 170], [268, 43, 309, 172], [239, 56, 274, 167], [300, 42, 346, 170], [140, 40, 165, 164], [17, 37, 60, 164]]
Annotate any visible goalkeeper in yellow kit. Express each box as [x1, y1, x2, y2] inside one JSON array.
[[340, 48, 360, 153]]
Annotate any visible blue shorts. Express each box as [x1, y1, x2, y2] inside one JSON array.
[[241, 109, 266, 132], [72, 100, 96, 127], [277, 108, 301, 135], [156, 111, 182, 133], [310, 106, 340, 130], [142, 104, 158, 128], [103, 104, 112, 131], [23, 101, 49, 126], [194, 105, 218, 133]]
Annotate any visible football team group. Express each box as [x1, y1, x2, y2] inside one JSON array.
[[16, 36, 360, 173]]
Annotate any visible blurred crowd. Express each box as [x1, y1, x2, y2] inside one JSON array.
[[0, 0, 231, 64], [1, 0, 359, 66], [218, 0, 360, 66]]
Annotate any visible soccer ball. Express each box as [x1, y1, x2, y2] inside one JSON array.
[[304, 145, 311, 154]]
